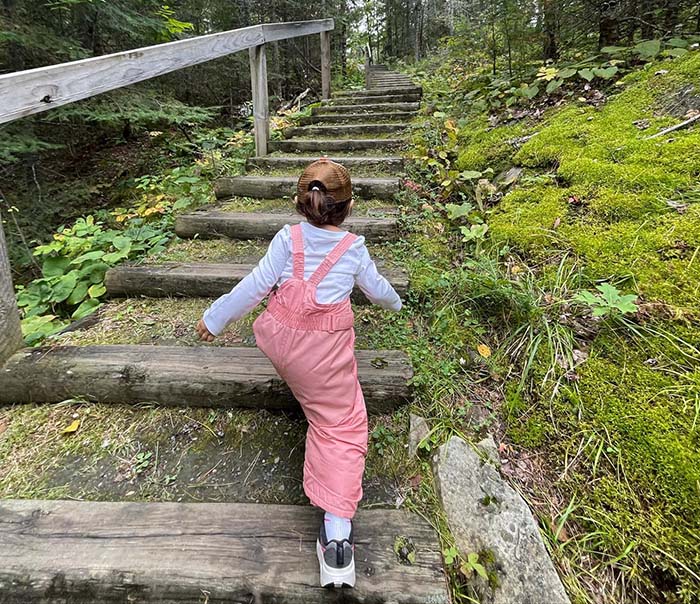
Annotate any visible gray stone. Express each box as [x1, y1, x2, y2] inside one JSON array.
[[408, 413, 430, 458], [477, 434, 500, 466], [433, 436, 570, 604]]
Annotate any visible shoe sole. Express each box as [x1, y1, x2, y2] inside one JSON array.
[[316, 539, 356, 588]]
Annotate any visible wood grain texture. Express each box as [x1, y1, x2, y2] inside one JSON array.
[[214, 176, 400, 200], [269, 139, 405, 152], [0, 217, 22, 365], [104, 261, 408, 301], [0, 346, 413, 413], [299, 112, 417, 125], [0, 20, 333, 125], [0, 499, 449, 604], [320, 30, 331, 100], [324, 93, 421, 105], [334, 87, 421, 97], [284, 124, 408, 138], [176, 210, 399, 242], [246, 155, 405, 171], [249, 44, 269, 156], [313, 102, 420, 114]]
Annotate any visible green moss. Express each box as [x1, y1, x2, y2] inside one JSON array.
[[490, 185, 568, 250], [456, 117, 528, 173], [451, 52, 700, 601]]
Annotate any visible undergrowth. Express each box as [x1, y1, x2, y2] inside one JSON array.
[[400, 47, 700, 603]]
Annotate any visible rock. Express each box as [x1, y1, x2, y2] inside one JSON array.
[[433, 436, 570, 604], [476, 434, 500, 465], [408, 413, 430, 457]]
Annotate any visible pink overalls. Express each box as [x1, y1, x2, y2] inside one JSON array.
[[252, 224, 368, 518]]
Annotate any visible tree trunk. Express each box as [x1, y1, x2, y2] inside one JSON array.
[[598, 0, 620, 48], [663, 0, 681, 34], [639, 0, 656, 37], [542, 0, 559, 60], [0, 216, 22, 366]]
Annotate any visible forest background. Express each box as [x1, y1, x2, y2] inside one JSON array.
[[2, 0, 700, 603]]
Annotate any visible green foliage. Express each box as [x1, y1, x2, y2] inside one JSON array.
[[574, 283, 638, 317], [370, 424, 397, 456], [16, 215, 171, 342], [0, 130, 64, 164], [411, 45, 700, 602]]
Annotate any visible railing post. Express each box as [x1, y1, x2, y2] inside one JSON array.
[[320, 30, 331, 100], [249, 43, 269, 156], [364, 43, 373, 89], [0, 214, 22, 365]]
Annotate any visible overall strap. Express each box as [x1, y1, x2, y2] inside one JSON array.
[[308, 232, 358, 287], [290, 224, 305, 279]]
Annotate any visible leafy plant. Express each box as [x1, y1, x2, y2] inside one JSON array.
[[371, 424, 397, 456], [574, 283, 638, 317], [460, 552, 489, 581], [132, 451, 153, 474]]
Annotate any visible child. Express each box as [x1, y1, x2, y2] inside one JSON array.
[[195, 158, 402, 588]]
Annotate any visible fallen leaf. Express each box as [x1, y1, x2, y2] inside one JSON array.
[[0, 420, 7, 436], [409, 474, 422, 488], [63, 419, 81, 434], [477, 344, 492, 358], [552, 217, 561, 229]]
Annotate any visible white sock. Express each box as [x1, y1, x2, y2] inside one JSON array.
[[324, 511, 351, 541]]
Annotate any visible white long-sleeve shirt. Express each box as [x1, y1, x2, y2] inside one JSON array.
[[202, 222, 403, 335]]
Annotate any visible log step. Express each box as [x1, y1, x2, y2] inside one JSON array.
[[299, 112, 418, 125], [0, 499, 449, 603], [176, 211, 400, 242], [313, 102, 420, 114], [269, 139, 404, 153], [284, 123, 408, 137], [246, 155, 405, 172], [324, 93, 421, 105], [0, 345, 412, 413], [104, 261, 408, 303], [215, 175, 400, 200], [335, 86, 421, 97]]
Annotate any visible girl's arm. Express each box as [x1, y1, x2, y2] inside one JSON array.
[[355, 244, 403, 311], [200, 227, 290, 336]]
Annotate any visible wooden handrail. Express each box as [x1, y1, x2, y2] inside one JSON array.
[[0, 19, 334, 125], [0, 19, 334, 358]]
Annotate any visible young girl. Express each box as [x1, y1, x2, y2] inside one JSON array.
[[195, 158, 402, 588]]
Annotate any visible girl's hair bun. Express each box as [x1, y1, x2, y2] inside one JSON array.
[[296, 178, 352, 227]]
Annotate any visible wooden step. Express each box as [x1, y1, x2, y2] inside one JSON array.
[[299, 111, 417, 125], [335, 87, 421, 97], [284, 123, 408, 138], [269, 139, 404, 153], [246, 155, 405, 172], [313, 102, 420, 114], [105, 261, 408, 302], [176, 210, 400, 242], [215, 175, 400, 200], [325, 93, 421, 105], [0, 499, 449, 603], [0, 345, 412, 413]]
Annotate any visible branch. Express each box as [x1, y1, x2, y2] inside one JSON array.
[[645, 114, 700, 139]]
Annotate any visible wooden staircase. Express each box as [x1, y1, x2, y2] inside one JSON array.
[[0, 67, 450, 602]]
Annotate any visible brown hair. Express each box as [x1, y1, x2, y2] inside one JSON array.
[[296, 179, 353, 227]]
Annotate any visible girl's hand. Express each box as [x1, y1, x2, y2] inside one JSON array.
[[196, 319, 215, 342]]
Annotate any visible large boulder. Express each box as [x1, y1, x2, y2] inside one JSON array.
[[433, 436, 570, 604]]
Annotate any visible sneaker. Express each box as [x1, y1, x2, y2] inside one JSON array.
[[316, 519, 356, 588]]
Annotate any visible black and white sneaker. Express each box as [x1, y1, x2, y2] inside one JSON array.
[[316, 520, 356, 588]]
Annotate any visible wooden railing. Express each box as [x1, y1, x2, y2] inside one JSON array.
[[0, 19, 334, 364]]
